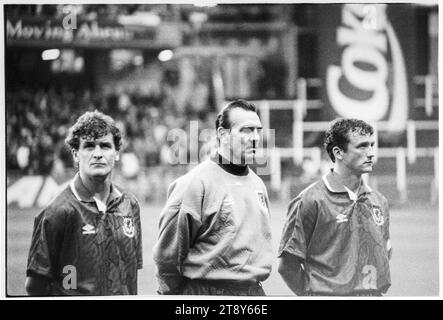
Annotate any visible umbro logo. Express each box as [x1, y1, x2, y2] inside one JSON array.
[[336, 214, 348, 223], [82, 224, 96, 234]]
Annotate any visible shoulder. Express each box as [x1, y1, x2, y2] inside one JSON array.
[[115, 183, 138, 203], [122, 190, 141, 210], [371, 190, 389, 209], [287, 180, 323, 213], [248, 168, 265, 182], [189, 160, 218, 184], [169, 161, 215, 193], [247, 168, 269, 190], [298, 179, 324, 203], [36, 187, 76, 225], [110, 183, 141, 215]]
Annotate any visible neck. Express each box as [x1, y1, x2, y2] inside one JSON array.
[[79, 172, 111, 202], [332, 165, 362, 192], [213, 150, 249, 176], [217, 147, 246, 167]]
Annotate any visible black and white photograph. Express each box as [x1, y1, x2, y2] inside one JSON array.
[[2, 1, 439, 300]]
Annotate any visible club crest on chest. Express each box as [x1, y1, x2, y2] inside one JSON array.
[[371, 206, 384, 226], [122, 217, 135, 238], [256, 191, 268, 210]]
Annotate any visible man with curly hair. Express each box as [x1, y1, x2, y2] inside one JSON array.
[[278, 118, 392, 296], [25, 110, 143, 296]]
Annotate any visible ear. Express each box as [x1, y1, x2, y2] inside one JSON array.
[[332, 146, 344, 161], [217, 127, 228, 144], [72, 149, 79, 163], [115, 150, 120, 161]]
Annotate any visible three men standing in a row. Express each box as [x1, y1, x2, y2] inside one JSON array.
[[26, 100, 391, 296]]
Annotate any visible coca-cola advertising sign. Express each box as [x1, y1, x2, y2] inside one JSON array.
[[320, 4, 413, 131]]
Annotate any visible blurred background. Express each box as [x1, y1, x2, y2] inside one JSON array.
[[4, 2, 439, 297]]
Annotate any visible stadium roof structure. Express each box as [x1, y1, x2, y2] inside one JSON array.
[[173, 45, 264, 59]]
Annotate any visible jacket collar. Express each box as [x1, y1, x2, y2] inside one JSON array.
[[70, 173, 122, 204], [210, 152, 249, 176], [322, 169, 372, 201]]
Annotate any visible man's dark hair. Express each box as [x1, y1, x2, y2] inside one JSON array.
[[324, 118, 374, 162], [65, 110, 122, 151], [215, 99, 257, 131]]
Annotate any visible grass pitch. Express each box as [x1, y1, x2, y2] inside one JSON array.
[[6, 201, 439, 297]]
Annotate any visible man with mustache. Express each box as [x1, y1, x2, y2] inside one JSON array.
[[278, 118, 392, 296], [153, 99, 273, 295], [26, 111, 142, 295]]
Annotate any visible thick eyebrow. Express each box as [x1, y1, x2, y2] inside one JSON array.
[[241, 126, 263, 130], [356, 141, 375, 148], [82, 141, 96, 148], [82, 140, 113, 148], [100, 141, 113, 147]]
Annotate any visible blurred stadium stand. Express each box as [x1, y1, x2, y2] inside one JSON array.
[[5, 3, 438, 206]]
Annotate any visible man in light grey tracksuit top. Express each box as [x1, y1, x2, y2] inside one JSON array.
[[153, 99, 273, 296]]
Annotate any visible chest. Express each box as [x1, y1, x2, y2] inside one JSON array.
[[218, 182, 269, 224], [318, 195, 386, 233], [72, 203, 138, 249]]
